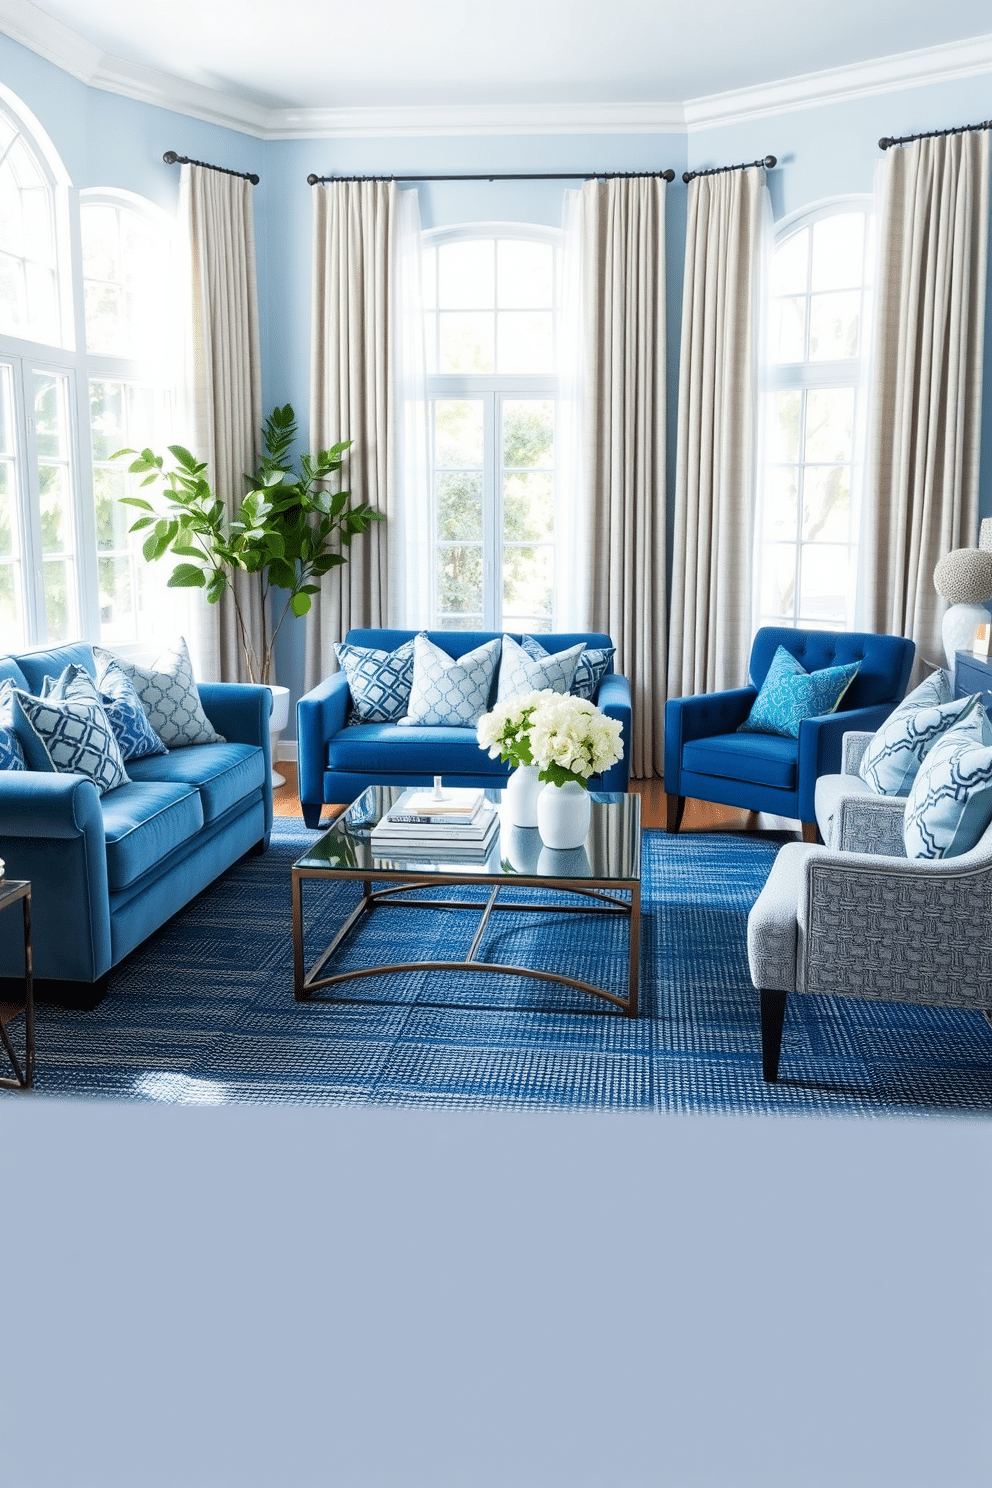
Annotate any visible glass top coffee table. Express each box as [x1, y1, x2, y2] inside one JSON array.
[[292, 785, 642, 1016]]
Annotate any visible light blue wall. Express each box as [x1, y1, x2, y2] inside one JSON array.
[[4, 27, 992, 732]]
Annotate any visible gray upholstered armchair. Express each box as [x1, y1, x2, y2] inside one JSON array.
[[746, 740, 992, 1082]]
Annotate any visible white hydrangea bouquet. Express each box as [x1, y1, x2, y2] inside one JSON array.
[[478, 689, 623, 787]]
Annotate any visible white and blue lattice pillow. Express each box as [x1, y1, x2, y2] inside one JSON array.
[[0, 679, 26, 771], [498, 635, 584, 701], [904, 705, 992, 859], [517, 634, 615, 701], [12, 687, 130, 794], [94, 638, 223, 749], [738, 645, 860, 739], [859, 688, 978, 797], [334, 638, 415, 724], [43, 661, 168, 762], [405, 633, 501, 727]]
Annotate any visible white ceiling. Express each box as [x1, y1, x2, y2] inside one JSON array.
[[9, 0, 992, 112]]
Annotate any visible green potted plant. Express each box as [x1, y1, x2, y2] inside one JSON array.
[[113, 404, 382, 687]]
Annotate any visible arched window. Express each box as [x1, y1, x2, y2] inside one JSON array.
[[422, 225, 559, 631], [0, 89, 69, 348], [754, 199, 873, 632]]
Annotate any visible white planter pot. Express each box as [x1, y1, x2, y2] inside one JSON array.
[[536, 779, 591, 850], [266, 683, 291, 789], [502, 764, 543, 828]]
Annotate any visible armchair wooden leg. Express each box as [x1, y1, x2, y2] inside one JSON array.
[[302, 803, 323, 830], [801, 821, 820, 844], [760, 989, 788, 1083], [666, 794, 686, 834]]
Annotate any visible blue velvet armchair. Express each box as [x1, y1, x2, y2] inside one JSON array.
[[664, 627, 915, 840]]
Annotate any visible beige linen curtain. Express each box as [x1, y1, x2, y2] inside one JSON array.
[[179, 163, 263, 683], [306, 180, 399, 690], [859, 130, 990, 667], [668, 166, 768, 700], [567, 175, 668, 779]]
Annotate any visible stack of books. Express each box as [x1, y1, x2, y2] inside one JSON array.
[[370, 787, 499, 860]]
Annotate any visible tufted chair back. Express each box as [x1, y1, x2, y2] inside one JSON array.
[[747, 628, 915, 711]]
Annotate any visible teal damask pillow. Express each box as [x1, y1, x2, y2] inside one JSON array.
[[737, 646, 860, 740], [903, 705, 992, 859]]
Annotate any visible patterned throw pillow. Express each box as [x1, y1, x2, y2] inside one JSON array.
[[94, 638, 224, 749], [44, 661, 169, 763], [0, 679, 26, 771], [859, 690, 980, 797], [334, 638, 415, 723], [12, 688, 130, 794], [517, 634, 615, 701], [498, 635, 584, 702], [405, 633, 501, 727], [738, 646, 860, 739], [904, 706, 992, 859]]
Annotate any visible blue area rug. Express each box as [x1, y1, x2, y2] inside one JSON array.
[[8, 819, 992, 1115]]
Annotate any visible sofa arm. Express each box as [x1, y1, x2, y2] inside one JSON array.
[[197, 682, 273, 834], [596, 673, 631, 790], [297, 673, 351, 810], [0, 773, 112, 981], [833, 792, 907, 856], [841, 731, 876, 777], [664, 686, 757, 795]]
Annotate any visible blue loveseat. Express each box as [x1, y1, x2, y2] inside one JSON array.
[[0, 641, 273, 1006], [297, 628, 632, 828]]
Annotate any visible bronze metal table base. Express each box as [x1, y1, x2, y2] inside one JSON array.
[[293, 876, 641, 1017]]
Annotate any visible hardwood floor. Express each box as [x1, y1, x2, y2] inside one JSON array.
[[273, 761, 797, 837]]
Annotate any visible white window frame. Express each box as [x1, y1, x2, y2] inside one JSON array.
[[423, 222, 561, 631], [755, 195, 874, 635]]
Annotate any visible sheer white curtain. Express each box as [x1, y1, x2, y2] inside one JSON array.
[[306, 181, 428, 690], [668, 166, 770, 700], [859, 130, 990, 668], [178, 163, 263, 683], [558, 175, 668, 779]]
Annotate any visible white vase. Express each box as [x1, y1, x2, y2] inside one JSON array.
[[536, 780, 591, 850], [266, 683, 291, 789], [941, 603, 991, 676], [502, 764, 543, 827]]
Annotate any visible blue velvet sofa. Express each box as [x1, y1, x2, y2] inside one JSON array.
[[0, 641, 273, 1006], [664, 626, 915, 839], [297, 628, 632, 828]]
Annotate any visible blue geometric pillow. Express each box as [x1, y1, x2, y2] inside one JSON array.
[[499, 634, 584, 701], [334, 638, 415, 724], [859, 691, 981, 797], [44, 661, 168, 762], [519, 634, 614, 701], [738, 646, 860, 739], [13, 688, 130, 794], [0, 680, 25, 771], [903, 706, 992, 859]]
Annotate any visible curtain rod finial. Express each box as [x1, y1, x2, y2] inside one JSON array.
[[163, 150, 179, 165], [662, 168, 675, 182], [763, 155, 777, 169], [307, 173, 320, 186], [879, 137, 892, 150], [681, 170, 691, 184]]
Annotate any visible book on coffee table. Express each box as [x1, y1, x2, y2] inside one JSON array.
[[384, 787, 486, 825], [371, 809, 500, 860]]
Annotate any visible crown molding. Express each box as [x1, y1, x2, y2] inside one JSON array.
[[2, 0, 992, 142], [685, 32, 992, 131]]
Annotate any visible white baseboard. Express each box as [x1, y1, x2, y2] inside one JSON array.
[[275, 740, 298, 763]]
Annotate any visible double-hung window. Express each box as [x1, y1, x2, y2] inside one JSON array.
[[423, 226, 560, 632], [755, 201, 873, 632]]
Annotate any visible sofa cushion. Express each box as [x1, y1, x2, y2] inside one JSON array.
[[738, 646, 860, 738], [125, 741, 265, 824], [13, 687, 131, 794], [500, 634, 583, 700], [95, 637, 224, 748], [682, 732, 798, 792], [406, 633, 501, 726], [100, 780, 205, 892], [334, 637, 415, 723], [327, 723, 493, 776], [13, 643, 96, 693]]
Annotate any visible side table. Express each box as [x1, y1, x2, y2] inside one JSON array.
[[0, 879, 33, 1091]]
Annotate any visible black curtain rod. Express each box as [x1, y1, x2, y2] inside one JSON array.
[[163, 151, 260, 186], [879, 119, 992, 150], [306, 168, 676, 186], [682, 154, 777, 184]]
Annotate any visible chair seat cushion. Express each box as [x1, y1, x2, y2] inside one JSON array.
[[682, 732, 798, 791], [101, 781, 205, 891], [126, 742, 265, 824], [327, 723, 490, 776]]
